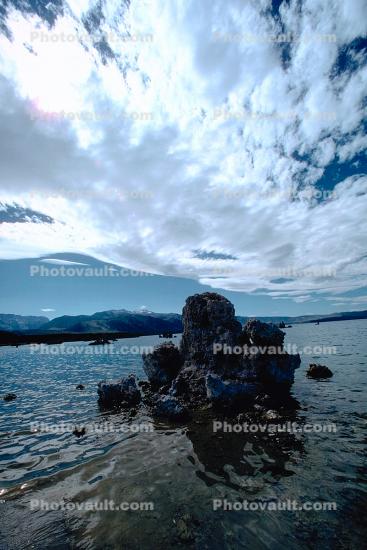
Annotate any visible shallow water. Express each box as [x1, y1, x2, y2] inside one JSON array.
[[0, 322, 366, 549]]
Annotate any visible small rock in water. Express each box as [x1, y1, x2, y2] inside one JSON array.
[[73, 426, 86, 437], [307, 364, 333, 379], [3, 393, 17, 402], [76, 384, 85, 390]]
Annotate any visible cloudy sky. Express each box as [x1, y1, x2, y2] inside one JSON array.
[[0, 0, 366, 316]]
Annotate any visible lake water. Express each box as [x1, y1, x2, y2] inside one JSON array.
[[0, 321, 366, 549]]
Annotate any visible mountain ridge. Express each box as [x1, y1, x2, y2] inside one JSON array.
[[1, 308, 367, 334]]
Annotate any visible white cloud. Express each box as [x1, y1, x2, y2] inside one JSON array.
[[0, 0, 366, 301]]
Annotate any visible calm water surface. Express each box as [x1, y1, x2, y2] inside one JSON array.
[[0, 322, 366, 549]]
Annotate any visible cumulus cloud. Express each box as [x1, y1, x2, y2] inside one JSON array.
[[0, 0, 366, 304]]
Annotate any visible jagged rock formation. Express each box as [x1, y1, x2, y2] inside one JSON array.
[[180, 293, 242, 369], [98, 292, 301, 416], [142, 292, 301, 413]]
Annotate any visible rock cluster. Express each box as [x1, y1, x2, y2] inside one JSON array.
[[97, 292, 301, 418]]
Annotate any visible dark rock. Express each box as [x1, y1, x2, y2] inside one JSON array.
[[97, 374, 141, 407], [3, 393, 17, 402], [307, 364, 333, 378], [206, 373, 258, 406], [278, 321, 286, 328], [153, 395, 190, 421], [175, 514, 196, 542], [243, 319, 285, 348], [263, 409, 280, 421], [253, 352, 301, 385], [76, 384, 85, 390], [73, 426, 86, 437], [89, 338, 112, 346], [169, 365, 208, 407], [180, 292, 242, 369], [138, 380, 150, 390], [142, 342, 182, 388]]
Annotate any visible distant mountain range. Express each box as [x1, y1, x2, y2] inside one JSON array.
[[0, 308, 366, 335], [0, 314, 49, 332], [0, 309, 183, 335]]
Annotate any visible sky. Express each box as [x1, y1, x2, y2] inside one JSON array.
[[0, 0, 366, 318]]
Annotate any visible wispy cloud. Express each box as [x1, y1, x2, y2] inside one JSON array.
[[0, 0, 366, 304]]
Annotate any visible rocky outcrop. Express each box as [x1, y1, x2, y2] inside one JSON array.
[[180, 293, 242, 369], [307, 364, 333, 378], [141, 292, 300, 414], [243, 319, 285, 348], [97, 374, 141, 407], [142, 342, 182, 388], [99, 292, 301, 416]]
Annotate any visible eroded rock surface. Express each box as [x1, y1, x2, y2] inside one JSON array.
[[141, 292, 300, 414], [97, 374, 141, 407], [142, 342, 182, 388], [99, 292, 301, 416]]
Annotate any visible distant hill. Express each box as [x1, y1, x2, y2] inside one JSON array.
[[38, 309, 183, 335], [237, 310, 367, 324], [238, 311, 367, 325], [1, 308, 366, 336], [0, 314, 49, 332]]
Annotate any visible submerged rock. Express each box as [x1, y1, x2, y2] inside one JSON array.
[[3, 393, 17, 402], [307, 364, 333, 379], [97, 374, 141, 407], [73, 426, 86, 437], [76, 384, 85, 390]]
